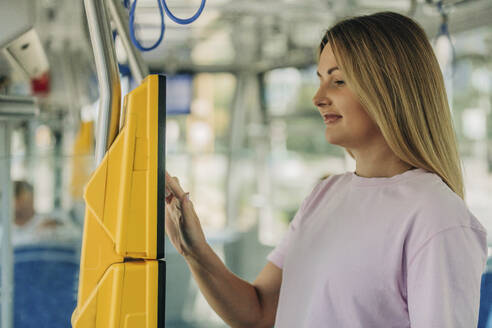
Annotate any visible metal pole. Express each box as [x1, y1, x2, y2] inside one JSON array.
[[107, 0, 149, 85], [225, 73, 249, 229], [0, 122, 13, 328], [0, 95, 38, 328], [84, 0, 121, 165], [488, 71, 492, 173]]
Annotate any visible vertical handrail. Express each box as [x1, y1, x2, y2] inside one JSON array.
[[107, 0, 149, 85], [225, 73, 248, 229], [84, 0, 121, 165], [0, 96, 39, 328], [0, 122, 13, 328]]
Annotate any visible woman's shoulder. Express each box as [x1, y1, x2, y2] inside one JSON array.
[[410, 175, 487, 239]]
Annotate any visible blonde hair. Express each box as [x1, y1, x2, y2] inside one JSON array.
[[320, 12, 465, 200]]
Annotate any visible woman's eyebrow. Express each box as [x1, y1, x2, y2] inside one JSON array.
[[316, 66, 340, 77]]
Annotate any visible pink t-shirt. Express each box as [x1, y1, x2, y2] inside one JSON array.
[[268, 168, 487, 327]]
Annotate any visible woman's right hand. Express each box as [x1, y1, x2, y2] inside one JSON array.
[[164, 171, 207, 259]]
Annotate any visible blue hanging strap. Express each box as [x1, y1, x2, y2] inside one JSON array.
[[161, 0, 206, 25], [129, 0, 166, 52], [127, 0, 206, 52]]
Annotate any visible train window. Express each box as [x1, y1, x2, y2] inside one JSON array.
[[450, 28, 492, 239], [166, 73, 237, 231], [265, 67, 303, 115], [167, 74, 192, 115]]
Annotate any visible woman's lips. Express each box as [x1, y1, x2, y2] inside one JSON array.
[[324, 114, 342, 124]]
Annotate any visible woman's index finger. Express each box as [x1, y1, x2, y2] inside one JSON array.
[[165, 170, 185, 199]]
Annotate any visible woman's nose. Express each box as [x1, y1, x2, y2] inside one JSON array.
[[313, 88, 330, 108]]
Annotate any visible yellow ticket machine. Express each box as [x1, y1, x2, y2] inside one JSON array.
[[72, 75, 166, 328]]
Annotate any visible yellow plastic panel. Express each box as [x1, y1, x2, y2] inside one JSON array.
[[72, 261, 165, 328], [75, 205, 124, 310], [116, 74, 162, 259], [119, 261, 161, 327], [73, 75, 166, 327], [72, 262, 124, 327]]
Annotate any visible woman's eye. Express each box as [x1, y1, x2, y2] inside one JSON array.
[[334, 80, 345, 86]]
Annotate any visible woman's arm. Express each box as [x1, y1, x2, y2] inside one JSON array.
[[165, 171, 282, 327], [186, 248, 282, 328]]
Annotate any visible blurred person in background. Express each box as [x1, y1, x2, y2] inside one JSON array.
[[164, 11, 486, 328], [13, 180, 79, 246]]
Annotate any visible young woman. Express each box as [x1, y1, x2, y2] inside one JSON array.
[[164, 11, 487, 327]]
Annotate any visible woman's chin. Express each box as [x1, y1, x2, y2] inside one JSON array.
[[324, 132, 341, 146]]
